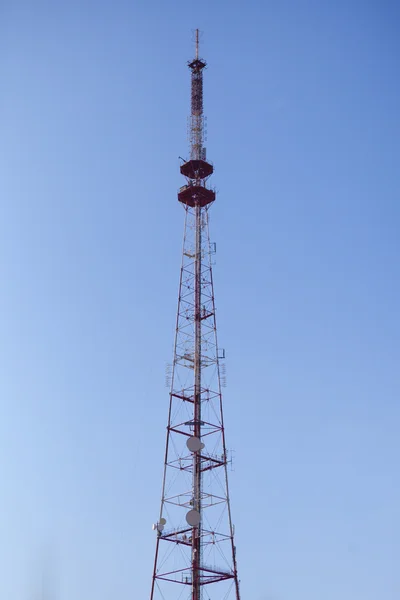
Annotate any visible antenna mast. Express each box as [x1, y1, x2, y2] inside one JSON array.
[[149, 31, 241, 600]]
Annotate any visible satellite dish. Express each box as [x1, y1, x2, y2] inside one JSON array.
[[200, 442, 205, 449], [159, 517, 166, 525], [152, 524, 157, 530], [186, 509, 201, 527], [157, 524, 164, 532], [187, 436, 202, 452]]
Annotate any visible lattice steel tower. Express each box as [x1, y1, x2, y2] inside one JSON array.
[[150, 31, 241, 600]]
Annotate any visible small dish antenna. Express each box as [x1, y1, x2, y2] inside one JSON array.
[[186, 509, 201, 527], [186, 436, 204, 452]]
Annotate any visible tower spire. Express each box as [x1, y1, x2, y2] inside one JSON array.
[[149, 34, 241, 600]]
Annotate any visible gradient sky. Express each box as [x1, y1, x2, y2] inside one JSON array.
[[1, 1, 399, 599]]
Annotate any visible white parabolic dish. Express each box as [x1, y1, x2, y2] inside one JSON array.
[[186, 436, 202, 452], [186, 509, 201, 527]]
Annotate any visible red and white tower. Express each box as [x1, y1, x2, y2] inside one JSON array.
[[150, 31, 241, 600]]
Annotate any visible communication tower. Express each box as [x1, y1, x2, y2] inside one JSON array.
[[150, 30, 241, 600]]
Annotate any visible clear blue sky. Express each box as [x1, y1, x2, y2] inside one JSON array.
[[1, 1, 399, 598]]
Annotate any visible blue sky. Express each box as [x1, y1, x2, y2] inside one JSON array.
[[1, 0, 399, 598]]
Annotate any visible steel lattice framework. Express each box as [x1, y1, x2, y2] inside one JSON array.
[[150, 31, 241, 600]]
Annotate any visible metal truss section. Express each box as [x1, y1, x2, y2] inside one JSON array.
[[150, 200, 240, 600]]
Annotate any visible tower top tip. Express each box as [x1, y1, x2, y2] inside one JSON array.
[[189, 29, 206, 70], [195, 28, 199, 59]]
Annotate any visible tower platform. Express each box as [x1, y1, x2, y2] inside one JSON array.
[[178, 183, 215, 207], [180, 159, 213, 180]]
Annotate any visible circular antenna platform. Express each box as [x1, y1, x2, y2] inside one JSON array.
[[186, 509, 201, 527], [187, 436, 202, 452]]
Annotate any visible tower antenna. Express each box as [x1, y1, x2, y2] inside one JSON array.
[[149, 32, 241, 600]]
